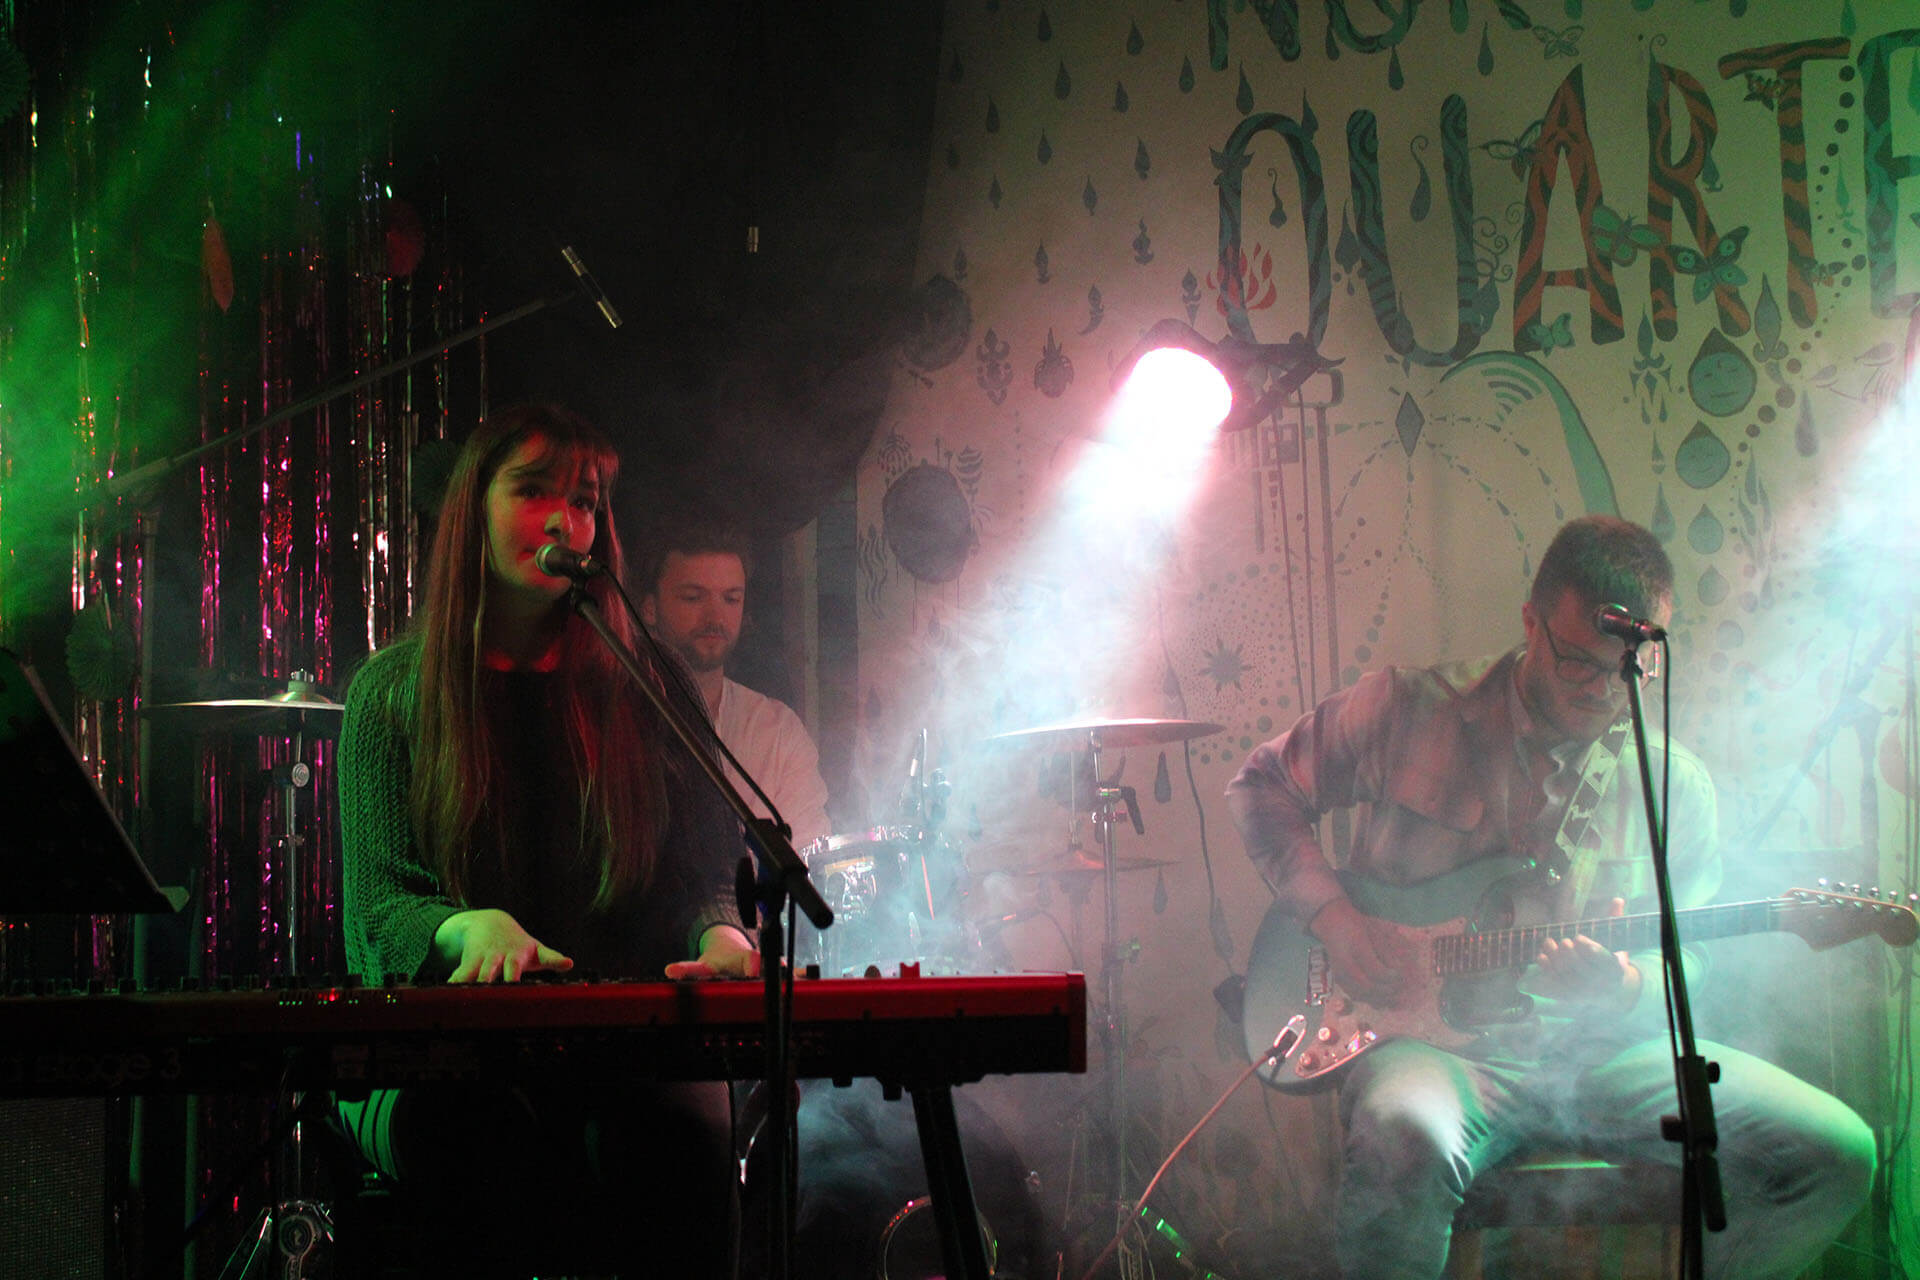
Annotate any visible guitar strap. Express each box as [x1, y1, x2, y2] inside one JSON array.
[[1547, 717, 1633, 917]]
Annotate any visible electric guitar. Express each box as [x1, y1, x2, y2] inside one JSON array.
[[1240, 858, 1918, 1092]]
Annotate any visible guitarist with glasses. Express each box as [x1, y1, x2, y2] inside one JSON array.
[[1227, 515, 1876, 1280]]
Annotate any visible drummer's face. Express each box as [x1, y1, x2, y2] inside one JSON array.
[[643, 550, 746, 673]]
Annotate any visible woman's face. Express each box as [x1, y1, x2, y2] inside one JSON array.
[[483, 435, 602, 601]]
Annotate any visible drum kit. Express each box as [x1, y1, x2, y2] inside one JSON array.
[[792, 715, 1219, 980]]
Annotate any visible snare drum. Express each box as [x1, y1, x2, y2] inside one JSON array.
[[797, 827, 971, 976], [806, 827, 910, 887], [798, 828, 909, 975]]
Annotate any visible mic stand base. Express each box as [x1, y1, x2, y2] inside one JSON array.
[[214, 1201, 333, 1280]]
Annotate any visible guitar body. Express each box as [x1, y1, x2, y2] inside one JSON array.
[[1242, 857, 1542, 1092], [1241, 861, 1918, 1093]]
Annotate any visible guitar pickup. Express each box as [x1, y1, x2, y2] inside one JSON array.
[[1306, 946, 1330, 1006]]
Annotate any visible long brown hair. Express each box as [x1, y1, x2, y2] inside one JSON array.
[[408, 404, 666, 909]]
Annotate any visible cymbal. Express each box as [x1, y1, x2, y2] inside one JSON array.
[[986, 716, 1224, 750], [148, 682, 344, 734], [1016, 851, 1176, 878]]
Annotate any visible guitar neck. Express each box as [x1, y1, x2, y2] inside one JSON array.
[[1435, 899, 1787, 975]]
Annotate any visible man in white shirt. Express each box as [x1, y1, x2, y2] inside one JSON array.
[[638, 527, 834, 853]]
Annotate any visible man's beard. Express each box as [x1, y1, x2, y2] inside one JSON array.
[[674, 632, 735, 674]]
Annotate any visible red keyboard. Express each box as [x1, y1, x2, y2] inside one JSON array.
[[0, 970, 1086, 1096]]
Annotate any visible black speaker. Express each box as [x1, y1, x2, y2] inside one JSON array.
[[0, 1098, 112, 1280]]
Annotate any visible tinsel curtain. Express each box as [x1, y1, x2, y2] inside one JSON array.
[[0, 5, 474, 1272]]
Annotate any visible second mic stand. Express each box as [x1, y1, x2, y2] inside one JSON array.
[[1617, 643, 1724, 1279], [564, 588, 828, 1280]]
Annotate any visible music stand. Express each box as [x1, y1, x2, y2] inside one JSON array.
[[0, 648, 183, 914]]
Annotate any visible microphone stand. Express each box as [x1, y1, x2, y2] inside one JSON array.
[[1616, 643, 1724, 1279], [563, 587, 831, 1280], [104, 284, 590, 504]]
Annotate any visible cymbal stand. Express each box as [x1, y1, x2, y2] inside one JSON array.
[[222, 690, 332, 1280], [1079, 731, 1146, 1231]]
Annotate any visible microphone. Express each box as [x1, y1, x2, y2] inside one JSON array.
[[559, 245, 623, 329], [1594, 602, 1667, 644], [901, 728, 927, 821], [534, 543, 604, 581]]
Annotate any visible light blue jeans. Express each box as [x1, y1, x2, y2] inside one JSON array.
[[1333, 1036, 1876, 1280]]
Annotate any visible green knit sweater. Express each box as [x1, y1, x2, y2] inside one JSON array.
[[338, 637, 743, 984]]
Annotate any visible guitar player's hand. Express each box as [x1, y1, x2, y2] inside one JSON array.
[[1310, 897, 1419, 1007], [1533, 896, 1642, 1009]]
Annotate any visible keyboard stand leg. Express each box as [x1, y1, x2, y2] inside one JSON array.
[[908, 1084, 992, 1280]]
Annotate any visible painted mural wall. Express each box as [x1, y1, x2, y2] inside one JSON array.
[[855, 2, 1920, 1275]]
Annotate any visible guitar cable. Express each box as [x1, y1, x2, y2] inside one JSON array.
[[1074, 1015, 1306, 1280]]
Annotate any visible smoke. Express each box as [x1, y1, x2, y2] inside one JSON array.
[[743, 1077, 1050, 1279]]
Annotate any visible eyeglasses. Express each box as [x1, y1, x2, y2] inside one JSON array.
[[1540, 618, 1663, 687]]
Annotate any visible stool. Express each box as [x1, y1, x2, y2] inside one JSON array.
[[1446, 1152, 1681, 1280]]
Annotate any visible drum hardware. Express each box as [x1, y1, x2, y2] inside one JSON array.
[[149, 669, 336, 982], [152, 670, 339, 1279], [901, 726, 931, 824], [877, 1195, 998, 1280], [800, 828, 917, 976], [896, 729, 957, 970], [147, 673, 345, 736], [984, 716, 1220, 1231], [1015, 851, 1175, 881], [801, 730, 975, 978], [798, 823, 972, 978], [215, 1199, 332, 1280], [898, 726, 952, 832], [984, 716, 1223, 752]]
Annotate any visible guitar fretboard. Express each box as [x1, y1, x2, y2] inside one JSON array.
[[1433, 898, 1787, 975]]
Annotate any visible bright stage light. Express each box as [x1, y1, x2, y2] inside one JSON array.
[[907, 322, 1342, 805], [1108, 318, 1342, 438], [1079, 320, 1339, 520], [1110, 347, 1234, 444], [1073, 346, 1231, 524]]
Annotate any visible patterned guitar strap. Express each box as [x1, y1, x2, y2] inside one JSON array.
[[1543, 717, 1633, 919]]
